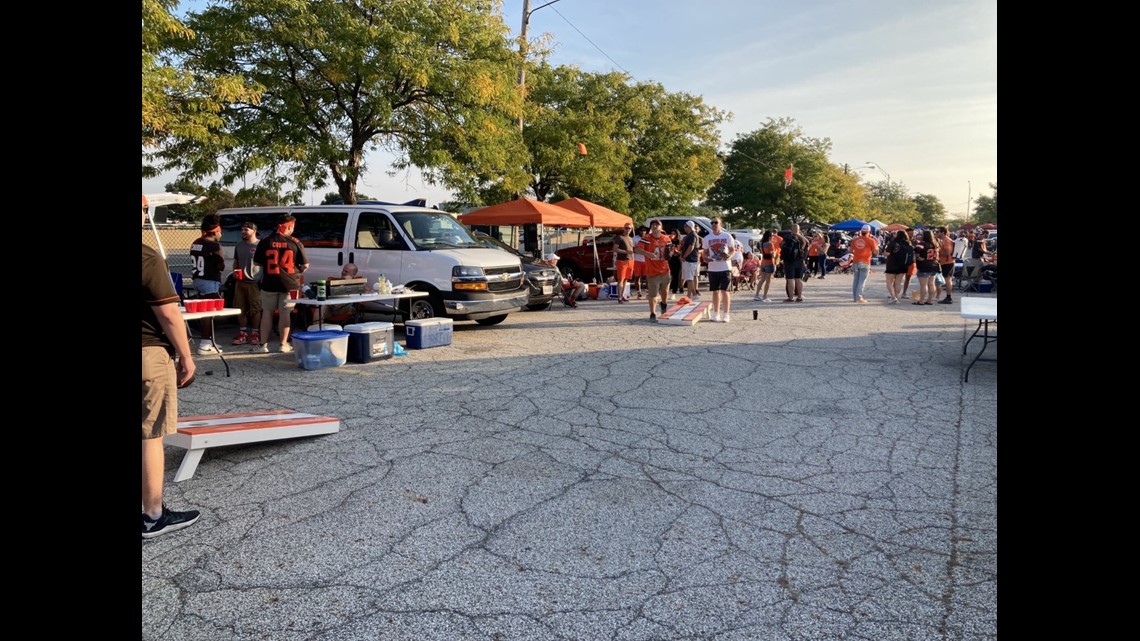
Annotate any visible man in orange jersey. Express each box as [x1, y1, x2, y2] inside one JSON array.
[[635, 220, 675, 322], [848, 224, 879, 303]]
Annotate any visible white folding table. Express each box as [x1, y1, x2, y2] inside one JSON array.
[[181, 307, 241, 376], [960, 296, 997, 382]]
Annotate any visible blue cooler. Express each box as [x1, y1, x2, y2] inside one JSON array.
[[343, 322, 394, 363], [405, 318, 453, 349], [291, 330, 349, 370]]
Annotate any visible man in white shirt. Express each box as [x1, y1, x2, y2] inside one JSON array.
[[702, 217, 736, 322]]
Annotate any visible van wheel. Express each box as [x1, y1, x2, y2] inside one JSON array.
[[474, 314, 508, 326], [405, 291, 443, 320]]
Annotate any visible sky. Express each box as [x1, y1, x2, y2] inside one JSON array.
[[143, 0, 996, 218]]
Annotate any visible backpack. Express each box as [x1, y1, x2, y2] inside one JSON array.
[[897, 242, 914, 267], [782, 236, 804, 264]]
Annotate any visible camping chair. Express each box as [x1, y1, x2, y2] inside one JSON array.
[[958, 261, 984, 293]]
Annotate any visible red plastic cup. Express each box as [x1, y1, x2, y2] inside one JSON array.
[[235, 270, 243, 281], [187, 300, 201, 313], [289, 290, 299, 300], [213, 299, 224, 311]]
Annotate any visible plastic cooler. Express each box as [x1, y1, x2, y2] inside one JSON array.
[[291, 330, 349, 370], [343, 322, 394, 362], [404, 318, 453, 349]]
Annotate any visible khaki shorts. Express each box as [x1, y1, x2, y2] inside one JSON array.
[[646, 273, 671, 294], [260, 290, 297, 317], [234, 280, 262, 315], [142, 346, 178, 439]]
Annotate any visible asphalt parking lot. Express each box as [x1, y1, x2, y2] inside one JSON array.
[[143, 273, 997, 641]]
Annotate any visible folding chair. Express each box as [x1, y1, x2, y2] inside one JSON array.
[[958, 261, 984, 293]]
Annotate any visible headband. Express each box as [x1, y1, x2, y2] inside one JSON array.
[[201, 225, 221, 235]]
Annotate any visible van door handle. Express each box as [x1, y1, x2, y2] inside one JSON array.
[[348, 251, 354, 264], [338, 251, 344, 266]]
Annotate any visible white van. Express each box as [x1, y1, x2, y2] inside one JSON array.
[[217, 204, 529, 325]]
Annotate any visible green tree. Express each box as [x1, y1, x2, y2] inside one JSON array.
[[862, 181, 920, 227], [911, 193, 948, 228], [706, 117, 865, 229], [153, 0, 524, 205], [463, 64, 727, 220], [973, 182, 997, 224], [142, 0, 262, 175]]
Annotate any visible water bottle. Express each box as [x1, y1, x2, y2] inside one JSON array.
[[316, 280, 327, 301]]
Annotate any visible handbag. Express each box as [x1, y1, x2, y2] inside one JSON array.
[[934, 272, 946, 287]]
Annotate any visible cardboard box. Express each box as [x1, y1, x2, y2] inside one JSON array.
[[328, 277, 367, 298], [405, 318, 453, 349], [291, 330, 349, 370], [344, 322, 395, 362]]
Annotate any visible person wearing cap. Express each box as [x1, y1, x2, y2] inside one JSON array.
[[189, 213, 227, 354], [142, 195, 201, 538], [635, 220, 675, 321], [537, 253, 586, 307], [254, 213, 310, 353], [679, 220, 702, 299], [848, 224, 879, 303], [230, 220, 262, 346]]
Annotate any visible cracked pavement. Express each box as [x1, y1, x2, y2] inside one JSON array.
[[143, 275, 997, 641]]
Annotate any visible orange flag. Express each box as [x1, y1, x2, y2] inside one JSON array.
[[784, 165, 794, 189], [577, 142, 588, 156]]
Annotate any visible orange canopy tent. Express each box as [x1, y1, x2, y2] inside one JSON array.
[[550, 197, 633, 229], [458, 198, 592, 228], [881, 223, 910, 232]]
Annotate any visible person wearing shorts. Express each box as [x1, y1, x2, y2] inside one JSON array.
[[254, 214, 310, 353], [635, 220, 674, 322], [613, 224, 635, 303], [702, 217, 736, 322], [189, 214, 226, 355], [679, 221, 702, 298], [935, 226, 956, 304], [142, 195, 201, 539], [752, 230, 777, 302], [631, 226, 647, 298]]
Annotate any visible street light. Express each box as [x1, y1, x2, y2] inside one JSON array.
[[517, 0, 564, 131], [864, 161, 890, 190]]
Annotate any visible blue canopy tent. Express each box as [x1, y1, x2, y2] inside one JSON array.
[[829, 218, 878, 232]]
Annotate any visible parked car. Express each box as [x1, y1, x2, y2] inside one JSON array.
[[554, 231, 622, 282], [472, 232, 560, 310]]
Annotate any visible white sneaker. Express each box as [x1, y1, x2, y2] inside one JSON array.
[[253, 344, 269, 353], [278, 343, 293, 354], [723, 314, 731, 323], [712, 312, 722, 323], [753, 296, 764, 301], [197, 342, 221, 355]]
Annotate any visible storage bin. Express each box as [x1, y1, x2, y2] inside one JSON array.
[[307, 323, 342, 332], [343, 322, 394, 363], [405, 318, 453, 349], [291, 330, 349, 370], [976, 282, 993, 293]]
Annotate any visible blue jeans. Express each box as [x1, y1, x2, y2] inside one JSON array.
[[852, 263, 870, 300]]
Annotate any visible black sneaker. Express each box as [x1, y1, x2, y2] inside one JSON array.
[[649, 313, 657, 322], [938, 297, 953, 304], [142, 505, 201, 539]]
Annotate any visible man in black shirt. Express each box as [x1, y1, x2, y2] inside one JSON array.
[[189, 214, 226, 354], [254, 214, 310, 353]]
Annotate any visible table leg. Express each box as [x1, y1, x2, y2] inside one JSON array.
[[964, 319, 995, 382], [209, 316, 231, 377]]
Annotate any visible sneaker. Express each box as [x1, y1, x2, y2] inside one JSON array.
[[938, 298, 954, 304], [197, 343, 222, 355], [254, 343, 269, 353], [278, 343, 293, 354], [637, 292, 643, 299], [713, 312, 722, 323], [723, 314, 731, 323], [142, 505, 200, 539], [889, 298, 899, 304], [753, 296, 764, 301], [649, 313, 657, 322], [250, 331, 261, 346], [231, 331, 249, 346]]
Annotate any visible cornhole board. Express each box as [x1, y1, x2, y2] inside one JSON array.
[[165, 410, 341, 481], [659, 301, 712, 326]]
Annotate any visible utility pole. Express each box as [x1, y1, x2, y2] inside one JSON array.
[[966, 181, 972, 224]]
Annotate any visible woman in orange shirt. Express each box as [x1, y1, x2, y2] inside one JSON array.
[[848, 225, 879, 303], [808, 232, 828, 279], [752, 230, 778, 302]]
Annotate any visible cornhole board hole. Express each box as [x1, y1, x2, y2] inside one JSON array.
[[165, 410, 341, 481], [659, 301, 712, 326]]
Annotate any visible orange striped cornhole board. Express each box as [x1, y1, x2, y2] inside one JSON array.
[[165, 410, 341, 481], [659, 301, 712, 326]]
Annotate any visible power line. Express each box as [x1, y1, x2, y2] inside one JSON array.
[[552, 8, 629, 74]]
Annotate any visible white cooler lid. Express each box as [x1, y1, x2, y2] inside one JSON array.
[[344, 322, 394, 332]]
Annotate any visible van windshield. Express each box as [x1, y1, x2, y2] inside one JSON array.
[[393, 211, 482, 250]]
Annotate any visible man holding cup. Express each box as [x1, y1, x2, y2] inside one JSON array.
[[231, 221, 262, 346], [189, 214, 226, 354]]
